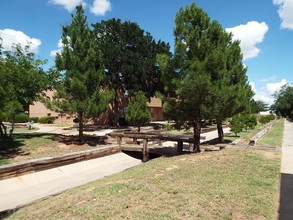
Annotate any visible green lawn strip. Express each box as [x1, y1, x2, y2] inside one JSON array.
[[7, 150, 280, 219], [257, 119, 284, 147]]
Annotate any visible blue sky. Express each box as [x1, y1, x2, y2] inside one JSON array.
[[1, 0, 292, 104]]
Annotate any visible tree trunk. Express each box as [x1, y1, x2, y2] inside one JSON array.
[[193, 109, 201, 153], [138, 125, 141, 132], [114, 90, 119, 128], [9, 119, 15, 138], [0, 121, 7, 138], [78, 111, 84, 142], [217, 122, 224, 143]]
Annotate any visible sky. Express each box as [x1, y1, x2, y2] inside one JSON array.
[[0, 0, 292, 105]]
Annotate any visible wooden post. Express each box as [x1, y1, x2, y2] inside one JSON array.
[[177, 141, 183, 153], [142, 138, 149, 162], [158, 139, 162, 146], [117, 137, 122, 150], [189, 138, 194, 152]]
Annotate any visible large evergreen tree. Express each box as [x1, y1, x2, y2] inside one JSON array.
[[206, 21, 253, 143], [93, 18, 170, 126], [53, 5, 113, 141], [165, 3, 216, 152], [164, 3, 253, 150]]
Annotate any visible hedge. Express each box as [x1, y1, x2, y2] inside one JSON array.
[[39, 116, 56, 124], [15, 114, 29, 123]]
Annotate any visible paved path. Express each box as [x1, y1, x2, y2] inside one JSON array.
[[0, 153, 141, 213], [32, 124, 113, 136], [279, 119, 293, 219]]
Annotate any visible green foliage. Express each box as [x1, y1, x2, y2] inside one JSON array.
[[250, 100, 269, 114], [39, 116, 56, 124], [93, 19, 170, 126], [50, 5, 114, 140], [125, 91, 151, 131], [93, 18, 170, 99], [229, 114, 244, 136], [15, 114, 29, 123], [271, 84, 293, 118], [259, 114, 275, 124], [0, 43, 48, 138], [28, 117, 39, 123], [164, 3, 252, 148], [241, 114, 257, 130]]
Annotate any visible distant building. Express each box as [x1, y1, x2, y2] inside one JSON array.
[[29, 90, 164, 125]]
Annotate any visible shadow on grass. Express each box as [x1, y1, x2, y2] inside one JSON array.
[[201, 138, 233, 145], [0, 133, 57, 159]]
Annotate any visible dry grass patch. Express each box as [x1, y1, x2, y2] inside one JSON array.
[[6, 149, 280, 220]]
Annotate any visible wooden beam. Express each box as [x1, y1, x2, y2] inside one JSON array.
[[177, 141, 183, 153]]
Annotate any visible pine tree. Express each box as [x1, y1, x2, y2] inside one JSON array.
[[53, 5, 113, 141], [165, 3, 217, 152], [125, 91, 151, 132]]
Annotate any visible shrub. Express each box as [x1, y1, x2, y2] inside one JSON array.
[[229, 114, 244, 136], [259, 116, 270, 124], [15, 114, 29, 123], [28, 117, 39, 123], [39, 116, 56, 124], [259, 114, 275, 124]]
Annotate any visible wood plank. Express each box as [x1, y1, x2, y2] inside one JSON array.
[[142, 139, 149, 162]]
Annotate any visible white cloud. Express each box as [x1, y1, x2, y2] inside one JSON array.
[[50, 39, 63, 57], [0, 29, 41, 53], [251, 79, 287, 105], [226, 21, 269, 60], [273, 0, 293, 29], [259, 75, 277, 82], [266, 79, 287, 94], [49, 0, 86, 12], [90, 0, 111, 16]]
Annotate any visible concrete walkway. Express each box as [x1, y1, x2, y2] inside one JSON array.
[[279, 119, 293, 219], [0, 152, 141, 213]]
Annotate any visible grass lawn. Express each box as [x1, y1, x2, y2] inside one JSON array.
[[0, 128, 98, 164], [6, 149, 280, 220], [0, 159, 9, 166], [257, 119, 284, 147]]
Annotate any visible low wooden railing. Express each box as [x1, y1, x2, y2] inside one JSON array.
[[109, 131, 206, 162]]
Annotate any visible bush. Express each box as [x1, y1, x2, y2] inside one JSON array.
[[259, 114, 275, 124], [28, 117, 39, 123], [229, 114, 244, 136], [15, 114, 29, 123], [39, 116, 56, 124]]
